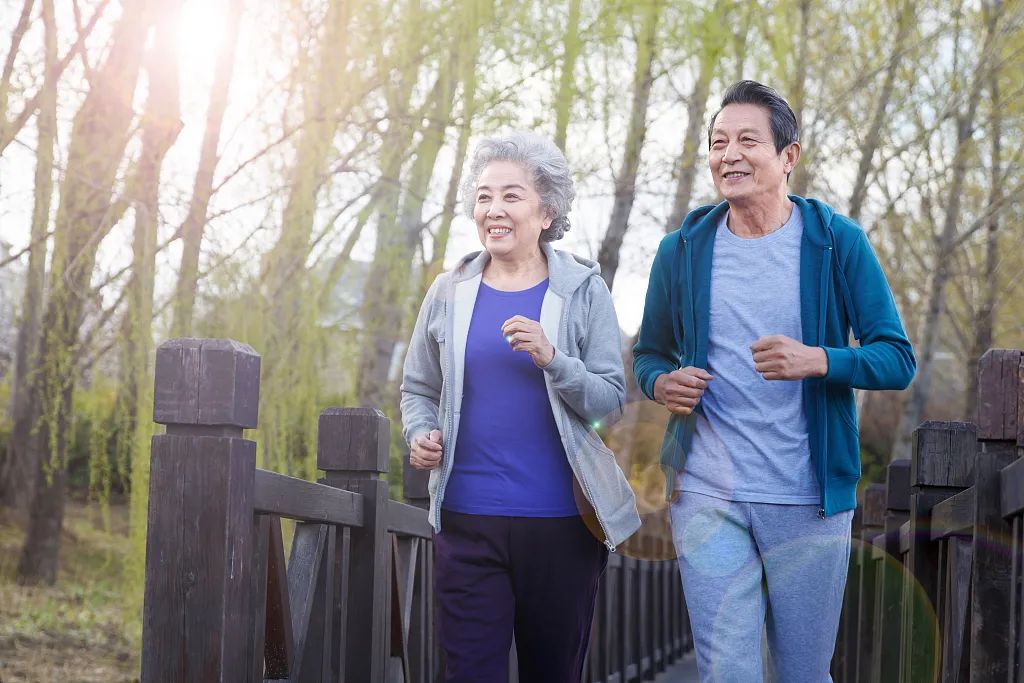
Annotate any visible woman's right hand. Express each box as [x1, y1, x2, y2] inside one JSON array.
[[410, 429, 444, 470]]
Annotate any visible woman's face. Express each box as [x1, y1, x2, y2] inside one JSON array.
[[472, 161, 552, 261]]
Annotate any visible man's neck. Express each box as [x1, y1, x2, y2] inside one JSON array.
[[726, 195, 794, 238]]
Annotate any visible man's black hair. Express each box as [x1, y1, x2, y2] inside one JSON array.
[[707, 80, 800, 153]]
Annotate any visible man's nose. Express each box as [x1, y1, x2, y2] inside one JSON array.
[[722, 141, 742, 162]]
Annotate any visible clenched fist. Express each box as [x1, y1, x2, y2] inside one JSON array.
[[501, 315, 555, 368], [654, 366, 714, 416], [750, 335, 828, 380], [410, 429, 443, 470]]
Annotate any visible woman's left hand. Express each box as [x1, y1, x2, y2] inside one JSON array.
[[501, 315, 555, 368]]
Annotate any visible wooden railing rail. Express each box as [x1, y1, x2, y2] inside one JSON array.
[[140, 338, 693, 682], [832, 348, 1024, 682]]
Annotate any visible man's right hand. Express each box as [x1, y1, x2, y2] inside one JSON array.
[[654, 367, 714, 416], [410, 429, 443, 470]]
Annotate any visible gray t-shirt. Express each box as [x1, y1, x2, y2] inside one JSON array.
[[676, 207, 820, 504]]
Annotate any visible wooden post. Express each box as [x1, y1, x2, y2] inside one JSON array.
[[857, 483, 885, 682], [834, 501, 861, 683], [141, 338, 261, 683], [318, 407, 392, 683], [968, 349, 1021, 681], [403, 451, 430, 510], [871, 458, 910, 681], [899, 421, 977, 682]]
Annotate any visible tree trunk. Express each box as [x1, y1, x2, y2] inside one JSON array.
[[963, 70, 1001, 419], [0, 0, 35, 126], [596, 0, 661, 289], [170, 0, 244, 337], [17, 0, 151, 585], [848, 0, 914, 222], [553, 0, 581, 152], [788, 0, 812, 196], [1, 0, 55, 515], [115, 0, 182, 628], [890, 2, 1000, 461], [665, 26, 720, 234], [356, 0, 484, 414], [258, 0, 358, 475]]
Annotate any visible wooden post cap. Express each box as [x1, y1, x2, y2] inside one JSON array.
[[317, 407, 390, 473], [910, 421, 977, 488], [885, 459, 911, 512], [976, 348, 1022, 441], [153, 338, 260, 428]]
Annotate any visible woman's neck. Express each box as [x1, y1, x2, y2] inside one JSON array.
[[483, 248, 548, 290]]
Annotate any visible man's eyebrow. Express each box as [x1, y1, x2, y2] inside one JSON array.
[[712, 126, 764, 137]]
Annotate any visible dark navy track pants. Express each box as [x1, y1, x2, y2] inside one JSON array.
[[434, 510, 608, 683]]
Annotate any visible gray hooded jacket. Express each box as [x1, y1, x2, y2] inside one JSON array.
[[400, 243, 641, 549]]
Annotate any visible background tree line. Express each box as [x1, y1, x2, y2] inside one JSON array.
[[0, 0, 1021, 637]]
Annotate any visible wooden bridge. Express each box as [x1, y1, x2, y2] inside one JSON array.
[[139, 339, 1023, 682], [139, 338, 694, 683]]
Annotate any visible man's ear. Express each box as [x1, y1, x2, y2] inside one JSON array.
[[782, 141, 801, 174]]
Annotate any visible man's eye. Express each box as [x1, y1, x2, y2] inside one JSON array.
[[711, 140, 725, 148]]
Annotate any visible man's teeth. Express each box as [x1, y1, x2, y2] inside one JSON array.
[[724, 172, 747, 178]]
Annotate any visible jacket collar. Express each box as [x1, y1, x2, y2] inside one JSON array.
[[449, 242, 600, 298], [678, 195, 833, 244]]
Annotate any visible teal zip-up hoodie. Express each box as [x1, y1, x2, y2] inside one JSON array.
[[632, 196, 916, 516]]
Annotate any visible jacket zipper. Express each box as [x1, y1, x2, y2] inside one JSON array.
[[554, 297, 617, 552], [434, 295, 456, 531], [817, 245, 832, 518]]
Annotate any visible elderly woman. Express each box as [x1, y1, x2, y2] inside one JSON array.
[[401, 131, 640, 682]]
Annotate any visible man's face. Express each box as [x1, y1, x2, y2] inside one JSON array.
[[708, 103, 799, 205]]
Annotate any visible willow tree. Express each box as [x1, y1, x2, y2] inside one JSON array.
[[847, 0, 918, 222], [115, 0, 183, 635], [890, 0, 1005, 460], [665, 0, 728, 234], [596, 0, 663, 290], [1, 0, 57, 515], [170, 0, 245, 337], [355, 0, 484, 415], [17, 0, 153, 584], [553, 0, 582, 152], [258, 0, 361, 477]]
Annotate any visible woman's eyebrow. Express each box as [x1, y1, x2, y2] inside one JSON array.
[[476, 183, 528, 191]]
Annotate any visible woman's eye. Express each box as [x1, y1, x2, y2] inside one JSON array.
[[477, 194, 490, 202], [505, 194, 520, 201]]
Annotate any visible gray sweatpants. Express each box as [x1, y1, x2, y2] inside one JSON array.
[[669, 491, 853, 683]]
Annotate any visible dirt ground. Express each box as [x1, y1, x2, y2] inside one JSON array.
[[0, 501, 137, 683]]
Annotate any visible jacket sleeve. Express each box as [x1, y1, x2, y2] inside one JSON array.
[[632, 236, 681, 401], [400, 275, 444, 446], [823, 229, 916, 390], [542, 276, 627, 426]]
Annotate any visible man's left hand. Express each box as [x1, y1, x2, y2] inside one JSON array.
[[750, 335, 828, 380]]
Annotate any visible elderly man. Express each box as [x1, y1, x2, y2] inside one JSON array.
[[633, 80, 915, 681]]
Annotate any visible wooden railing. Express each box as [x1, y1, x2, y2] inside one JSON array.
[[140, 338, 692, 682], [832, 348, 1024, 682]]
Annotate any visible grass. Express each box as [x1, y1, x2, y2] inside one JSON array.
[[0, 500, 137, 683]]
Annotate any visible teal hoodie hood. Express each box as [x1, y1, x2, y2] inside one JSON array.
[[632, 196, 916, 515]]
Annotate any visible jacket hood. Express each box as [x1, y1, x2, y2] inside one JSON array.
[[677, 196, 837, 247], [450, 242, 602, 297]]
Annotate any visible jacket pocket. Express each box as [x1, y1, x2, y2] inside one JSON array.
[[575, 424, 637, 518], [827, 386, 860, 480]]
